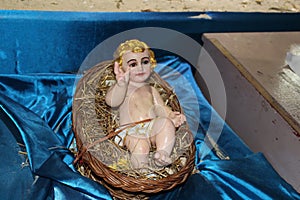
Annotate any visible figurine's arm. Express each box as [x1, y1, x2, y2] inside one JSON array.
[[151, 87, 186, 127], [105, 62, 129, 107]]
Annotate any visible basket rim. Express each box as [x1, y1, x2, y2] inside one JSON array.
[[72, 60, 196, 194], [80, 144, 195, 193]]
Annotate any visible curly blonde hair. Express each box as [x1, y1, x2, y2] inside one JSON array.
[[113, 39, 157, 68]]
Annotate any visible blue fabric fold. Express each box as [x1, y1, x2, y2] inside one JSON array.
[[0, 56, 299, 199], [198, 153, 300, 200], [0, 93, 112, 200], [0, 74, 75, 147]]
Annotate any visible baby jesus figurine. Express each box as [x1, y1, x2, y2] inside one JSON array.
[[105, 39, 186, 169]]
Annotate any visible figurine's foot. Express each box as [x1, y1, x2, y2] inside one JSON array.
[[154, 150, 172, 167], [137, 167, 149, 174]]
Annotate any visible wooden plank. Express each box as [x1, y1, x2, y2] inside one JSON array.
[[201, 32, 300, 192], [205, 32, 300, 136]]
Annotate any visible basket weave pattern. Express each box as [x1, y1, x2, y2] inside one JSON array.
[[72, 61, 195, 198]]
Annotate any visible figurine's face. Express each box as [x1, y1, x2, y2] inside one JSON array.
[[122, 50, 152, 83]]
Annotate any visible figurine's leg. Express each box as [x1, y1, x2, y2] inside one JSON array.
[[150, 117, 175, 166], [125, 135, 150, 169]]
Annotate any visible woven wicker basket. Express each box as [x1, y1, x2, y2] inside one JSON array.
[[72, 61, 195, 199]]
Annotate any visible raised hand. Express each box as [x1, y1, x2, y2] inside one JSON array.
[[114, 61, 130, 87]]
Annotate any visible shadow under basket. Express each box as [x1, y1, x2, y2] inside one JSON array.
[[72, 61, 196, 199]]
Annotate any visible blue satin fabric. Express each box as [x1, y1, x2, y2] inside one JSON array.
[[1, 56, 299, 199]]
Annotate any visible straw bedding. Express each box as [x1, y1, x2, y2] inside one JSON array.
[[72, 61, 195, 199]]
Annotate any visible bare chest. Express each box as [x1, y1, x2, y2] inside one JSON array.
[[127, 86, 153, 109]]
